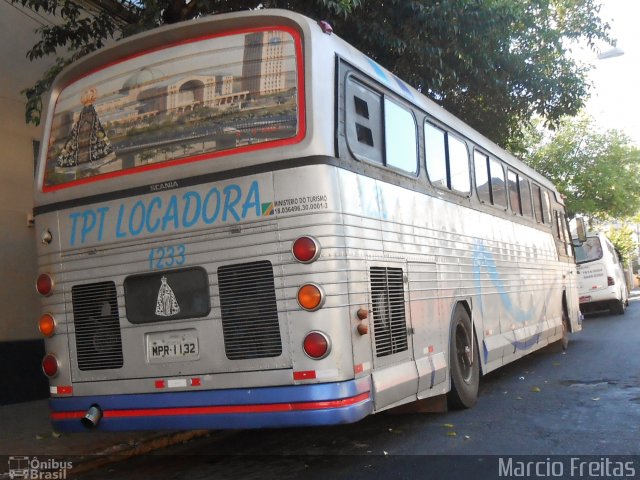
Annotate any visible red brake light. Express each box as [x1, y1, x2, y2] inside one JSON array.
[[42, 354, 59, 378], [36, 273, 54, 296], [292, 236, 320, 263], [303, 331, 330, 359], [607, 276, 615, 286]]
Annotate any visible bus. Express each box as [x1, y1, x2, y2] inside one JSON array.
[[33, 9, 581, 431]]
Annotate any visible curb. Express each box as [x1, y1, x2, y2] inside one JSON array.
[[68, 429, 214, 476]]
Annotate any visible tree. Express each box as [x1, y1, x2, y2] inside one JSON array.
[[603, 224, 636, 268], [14, 0, 610, 148], [522, 114, 640, 221], [328, 0, 611, 149]]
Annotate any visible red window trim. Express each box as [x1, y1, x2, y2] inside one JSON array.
[[42, 25, 306, 193]]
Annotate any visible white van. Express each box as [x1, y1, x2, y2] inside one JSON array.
[[575, 232, 629, 315]]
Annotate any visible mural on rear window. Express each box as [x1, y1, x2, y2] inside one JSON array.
[[44, 29, 299, 188]]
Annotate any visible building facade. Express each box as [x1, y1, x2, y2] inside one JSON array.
[[0, 1, 60, 403]]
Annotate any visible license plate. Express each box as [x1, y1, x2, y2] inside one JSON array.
[[147, 330, 199, 363], [579, 296, 591, 304]]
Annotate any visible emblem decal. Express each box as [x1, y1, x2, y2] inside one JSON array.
[[155, 276, 180, 317]]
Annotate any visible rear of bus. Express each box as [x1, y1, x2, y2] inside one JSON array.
[[33, 10, 373, 431], [575, 232, 628, 315]]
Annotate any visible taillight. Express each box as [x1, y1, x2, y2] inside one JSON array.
[[303, 331, 330, 359], [607, 276, 615, 286], [297, 283, 325, 311], [292, 236, 320, 263], [36, 273, 54, 296], [38, 313, 56, 337], [42, 354, 59, 378]]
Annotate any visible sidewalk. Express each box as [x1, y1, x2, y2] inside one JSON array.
[[0, 399, 211, 476]]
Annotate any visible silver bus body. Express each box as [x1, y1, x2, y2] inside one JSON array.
[[33, 10, 580, 431]]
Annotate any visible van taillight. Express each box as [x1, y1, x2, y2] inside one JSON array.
[[607, 276, 615, 286]]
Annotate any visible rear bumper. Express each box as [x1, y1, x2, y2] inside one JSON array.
[[579, 287, 620, 313], [50, 377, 373, 431]]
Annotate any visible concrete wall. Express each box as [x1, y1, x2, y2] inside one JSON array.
[[0, 2, 62, 402]]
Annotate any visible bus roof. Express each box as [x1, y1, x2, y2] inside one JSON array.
[[37, 8, 560, 202]]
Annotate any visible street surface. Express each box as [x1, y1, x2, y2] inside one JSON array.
[[79, 298, 640, 479]]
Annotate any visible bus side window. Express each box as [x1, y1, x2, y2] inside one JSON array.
[[554, 211, 564, 241], [490, 158, 507, 208], [449, 136, 470, 194], [345, 77, 383, 164], [425, 123, 448, 189], [519, 176, 533, 217], [474, 151, 506, 209], [532, 184, 544, 223], [542, 190, 552, 225], [508, 170, 521, 215], [383, 98, 417, 174], [425, 122, 470, 195], [474, 151, 491, 204], [553, 210, 573, 257], [561, 214, 572, 257]]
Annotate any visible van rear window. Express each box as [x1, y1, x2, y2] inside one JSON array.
[[575, 237, 603, 264]]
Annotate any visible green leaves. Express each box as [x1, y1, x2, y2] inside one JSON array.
[[605, 225, 636, 267], [523, 114, 640, 221], [16, 0, 611, 147]]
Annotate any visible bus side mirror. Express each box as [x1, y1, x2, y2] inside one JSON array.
[[575, 217, 587, 243]]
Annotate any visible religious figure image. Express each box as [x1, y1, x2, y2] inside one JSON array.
[[155, 276, 181, 317], [56, 87, 115, 172], [44, 30, 299, 188]]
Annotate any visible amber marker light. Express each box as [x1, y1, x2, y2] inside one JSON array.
[[38, 313, 56, 337], [297, 283, 325, 311]]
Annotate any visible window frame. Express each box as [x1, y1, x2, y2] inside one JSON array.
[[345, 75, 419, 176], [473, 149, 508, 209], [424, 120, 471, 196]]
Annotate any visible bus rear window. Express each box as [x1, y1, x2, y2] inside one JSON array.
[[43, 28, 301, 189]]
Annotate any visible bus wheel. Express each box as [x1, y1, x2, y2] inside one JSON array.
[[447, 306, 479, 409]]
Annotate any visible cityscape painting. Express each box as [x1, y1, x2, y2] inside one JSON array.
[[44, 29, 300, 187]]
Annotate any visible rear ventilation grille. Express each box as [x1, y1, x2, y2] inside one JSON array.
[[218, 261, 282, 360], [71, 281, 123, 371], [370, 267, 408, 357]]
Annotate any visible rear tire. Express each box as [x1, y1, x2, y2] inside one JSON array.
[[559, 312, 569, 351], [447, 306, 479, 409], [611, 298, 625, 315]]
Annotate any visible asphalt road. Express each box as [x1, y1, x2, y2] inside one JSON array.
[[79, 298, 640, 479]]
